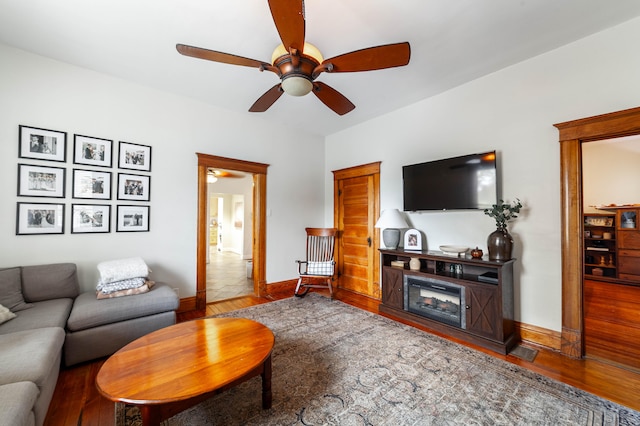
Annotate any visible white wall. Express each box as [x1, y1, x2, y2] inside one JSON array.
[[583, 136, 640, 213], [0, 43, 325, 296], [325, 17, 640, 332]]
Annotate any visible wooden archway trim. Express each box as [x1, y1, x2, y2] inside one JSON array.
[[554, 106, 640, 358], [196, 153, 269, 310]]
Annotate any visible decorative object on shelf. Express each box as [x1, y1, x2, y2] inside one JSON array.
[[470, 247, 484, 259], [390, 260, 406, 268], [621, 210, 636, 228], [585, 216, 613, 226], [439, 245, 468, 256], [409, 257, 421, 271], [449, 263, 463, 275], [484, 198, 522, 261], [375, 209, 408, 250], [404, 228, 422, 251]]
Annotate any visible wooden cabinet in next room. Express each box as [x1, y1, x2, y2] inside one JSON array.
[[616, 208, 640, 282]]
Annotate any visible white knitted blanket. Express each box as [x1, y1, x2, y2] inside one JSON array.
[[96, 257, 150, 285]]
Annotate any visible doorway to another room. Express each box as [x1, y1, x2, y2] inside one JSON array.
[[196, 153, 269, 310], [207, 178, 254, 302]]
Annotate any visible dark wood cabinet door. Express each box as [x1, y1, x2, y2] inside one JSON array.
[[466, 284, 500, 340], [381, 267, 403, 309]]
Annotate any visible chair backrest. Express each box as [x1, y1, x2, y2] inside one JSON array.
[[305, 228, 337, 263]]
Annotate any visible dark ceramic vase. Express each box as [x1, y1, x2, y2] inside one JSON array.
[[487, 228, 513, 261]]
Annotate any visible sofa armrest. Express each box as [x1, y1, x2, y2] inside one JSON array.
[[21, 263, 80, 302]]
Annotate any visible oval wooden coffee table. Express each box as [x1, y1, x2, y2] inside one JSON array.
[[96, 317, 275, 425]]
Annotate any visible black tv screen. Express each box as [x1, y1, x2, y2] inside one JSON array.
[[403, 151, 498, 211]]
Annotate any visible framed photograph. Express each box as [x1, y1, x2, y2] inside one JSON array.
[[116, 205, 149, 232], [73, 134, 113, 168], [16, 202, 65, 235], [117, 173, 150, 201], [404, 228, 422, 251], [71, 204, 111, 233], [18, 125, 67, 162], [118, 141, 151, 172], [17, 164, 66, 198], [72, 169, 111, 200]]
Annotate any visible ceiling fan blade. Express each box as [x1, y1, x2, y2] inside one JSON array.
[[268, 0, 305, 53], [321, 42, 411, 73], [312, 82, 355, 116], [211, 170, 244, 178], [249, 84, 284, 112], [176, 44, 270, 69]]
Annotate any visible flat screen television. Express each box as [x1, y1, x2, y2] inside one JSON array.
[[403, 151, 498, 211]]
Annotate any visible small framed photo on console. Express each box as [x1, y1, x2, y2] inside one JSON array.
[[404, 228, 422, 251]]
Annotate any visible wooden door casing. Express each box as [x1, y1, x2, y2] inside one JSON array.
[[555, 106, 640, 358], [333, 163, 380, 299]]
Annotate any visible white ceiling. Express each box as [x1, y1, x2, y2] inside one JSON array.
[[2, 0, 640, 137]]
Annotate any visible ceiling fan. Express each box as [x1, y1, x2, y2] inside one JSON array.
[[207, 169, 245, 183], [176, 0, 411, 115]]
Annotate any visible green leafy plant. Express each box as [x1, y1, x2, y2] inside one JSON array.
[[484, 199, 523, 230]]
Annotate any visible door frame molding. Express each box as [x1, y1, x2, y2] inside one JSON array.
[[196, 153, 269, 310], [554, 106, 640, 358]]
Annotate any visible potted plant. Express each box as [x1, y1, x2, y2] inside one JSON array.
[[484, 199, 522, 260]]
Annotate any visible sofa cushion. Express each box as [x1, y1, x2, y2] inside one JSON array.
[[0, 381, 38, 426], [21, 263, 79, 302], [0, 327, 65, 387], [0, 267, 33, 312], [0, 299, 73, 336], [67, 283, 179, 332], [0, 304, 17, 325]]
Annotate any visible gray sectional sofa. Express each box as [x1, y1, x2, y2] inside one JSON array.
[[0, 263, 180, 426]]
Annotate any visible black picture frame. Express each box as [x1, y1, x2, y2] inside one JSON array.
[[18, 125, 67, 162], [116, 205, 149, 232], [16, 202, 65, 235], [72, 169, 112, 200], [71, 204, 111, 234], [117, 172, 150, 201], [17, 163, 66, 198], [73, 134, 113, 168], [118, 141, 151, 172]]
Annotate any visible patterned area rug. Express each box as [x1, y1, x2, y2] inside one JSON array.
[[116, 294, 640, 425]]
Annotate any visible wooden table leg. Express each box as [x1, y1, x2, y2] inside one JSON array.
[[261, 354, 272, 409], [140, 405, 162, 426]]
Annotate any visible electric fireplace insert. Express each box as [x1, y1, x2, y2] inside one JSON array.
[[404, 274, 466, 329]]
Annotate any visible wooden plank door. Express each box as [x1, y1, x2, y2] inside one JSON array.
[[333, 163, 380, 299]]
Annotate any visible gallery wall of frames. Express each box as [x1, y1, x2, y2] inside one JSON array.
[[16, 125, 152, 235]]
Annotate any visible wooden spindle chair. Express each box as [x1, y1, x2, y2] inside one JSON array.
[[294, 228, 337, 298]]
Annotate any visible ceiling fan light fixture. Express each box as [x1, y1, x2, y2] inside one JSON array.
[[281, 75, 313, 96]]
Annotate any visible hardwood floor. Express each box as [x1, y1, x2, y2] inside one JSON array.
[[45, 289, 640, 425]]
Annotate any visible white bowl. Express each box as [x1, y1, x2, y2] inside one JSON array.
[[439, 245, 469, 255]]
